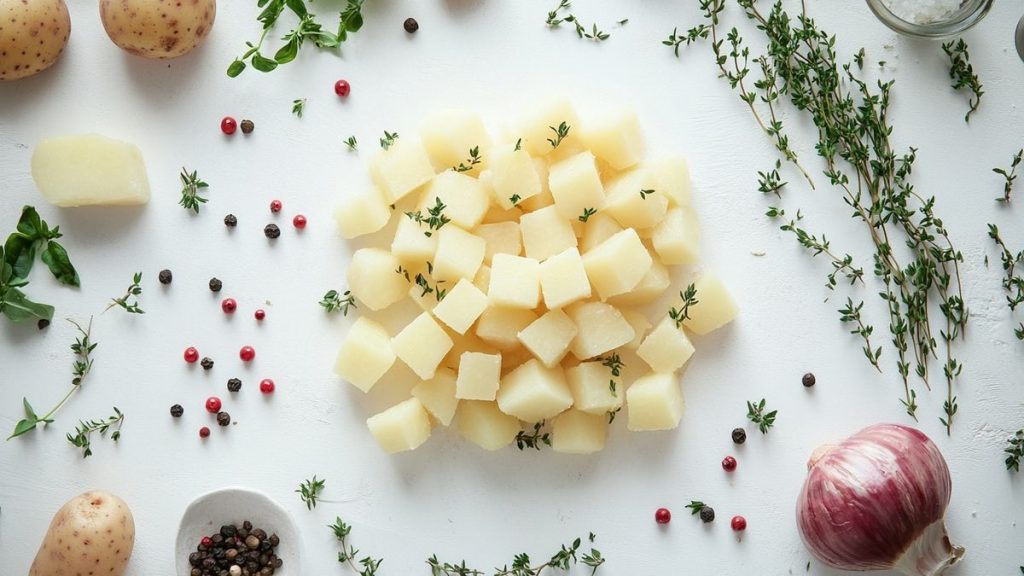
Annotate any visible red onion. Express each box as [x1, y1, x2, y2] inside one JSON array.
[[796, 423, 964, 575]]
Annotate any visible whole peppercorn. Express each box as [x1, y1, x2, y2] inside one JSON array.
[[802, 372, 816, 387], [731, 515, 747, 532], [654, 508, 671, 524], [217, 411, 231, 426], [224, 214, 238, 228], [209, 278, 223, 292], [205, 396, 222, 413], [240, 119, 255, 134], [230, 566, 242, 576], [201, 357, 215, 370], [334, 79, 351, 97], [159, 269, 173, 284], [254, 309, 266, 321], [199, 426, 211, 438], [221, 117, 237, 135], [239, 346, 256, 362], [221, 525, 238, 538], [171, 404, 184, 418], [722, 455, 738, 472], [259, 379, 275, 394], [184, 346, 200, 363], [732, 427, 747, 444], [269, 199, 282, 213], [221, 298, 237, 314], [292, 214, 307, 229], [245, 535, 260, 550], [201, 536, 214, 548], [700, 506, 716, 523], [37, 318, 50, 330], [227, 378, 242, 392], [404, 17, 419, 33], [264, 224, 281, 239]]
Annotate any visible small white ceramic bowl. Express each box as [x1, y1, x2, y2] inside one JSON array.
[[176, 487, 301, 576]]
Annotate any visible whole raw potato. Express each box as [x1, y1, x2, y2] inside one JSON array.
[[99, 0, 216, 59], [29, 490, 136, 576], [0, 0, 71, 81]]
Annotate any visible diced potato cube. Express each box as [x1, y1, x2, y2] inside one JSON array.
[[433, 279, 489, 334], [456, 351, 503, 400], [496, 359, 574, 422], [335, 187, 391, 239], [366, 398, 433, 453], [418, 170, 490, 229], [581, 109, 645, 170], [391, 216, 438, 263], [348, 248, 409, 311], [513, 97, 581, 157], [334, 317, 395, 392], [637, 316, 695, 373], [566, 361, 623, 415], [473, 265, 491, 295], [488, 254, 540, 309], [391, 312, 454, 379], [489, 144, 542, 209], [548, 151, 606, 221], [647, 155, 692, 207], [620, 309, 652, 350], [652, 206, 700, 265], [552, 409, 608, 454], [627, 372, 685, 431], [411, 367, 459, 426], [683, 273, 738, 335], [456, 400, 520, 450], [369, 137, 436, 203], [419, 109, 492, 175], [582, 229, 652, 300], [474, 221, 522, 264], [408, 281, 436, 312], [519, 205, 578, 261], [433, 226, 486, 282], [603, 168, 668, 230], [607, 259, 670, 306], [566, 301, 635, 360], [580, 213, 624, 254], [475, 306, 538, 350], [518, 158, 553, 212], [517, 309, 578, 367], [538, 247, 592, 310], [31, 133, 150, 207]]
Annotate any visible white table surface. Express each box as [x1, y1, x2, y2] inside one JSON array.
[[2, 1, 1023, 574]]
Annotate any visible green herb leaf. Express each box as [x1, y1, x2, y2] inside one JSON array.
[[227, 58, 247, 77], [252, 52, 280, 72], [297, 475, 326, 510], [0, 288, 54, 323], [40, 241, 79, 287]]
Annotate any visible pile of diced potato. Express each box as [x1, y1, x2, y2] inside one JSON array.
[[333, 100, 737, 455]]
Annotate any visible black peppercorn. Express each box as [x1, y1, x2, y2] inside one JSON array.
[[201, 357, 215, 370], [224, 214, 238, 228], [264, 224, 280, 239], [699, 505, 715, 523], [37, 318, 50, 330], [240, 119, 255, 134], [802, 372, 816, 387], [209, 277, 223, 292], [268, 534, 279, 547], [159, 269, 173, 284], [404, 17, 419, 33], [731, 427, 746, 444], [217, 411, 231, 426], [227, 378, 242, 392], [171, 404, 184, 418]]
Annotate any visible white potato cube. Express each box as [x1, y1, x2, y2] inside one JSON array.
[[433, 226, 486, 282], [473, 265, 491, 295], [408, 282, 436, 312], [684, 273, 738, 335], [580, 213, 624, 254], [496, 359, 574, 422], [566, 302, 635, 360], [566, 361, 624, 415], [552, 410, 608, 454], [538, 247, 592, 310], [334, 317, 395, 392], [548, 151, 606, 221], [456, 351, 503, 400], [627, 372, 685, 431], [411, 367, 460, 426], [433, 279, 489, 334], [475, 307, 537, 350], [418, 170, 490, 229], [607, 259, 670, 306], [31, 133, 150, 207], [369, 137, 436, 203], [391, 312, 454, 379], [366, 398, 433, 453], [488, 254, 540, 309], [335, 188, 391, 239], [603, 168, 668, 230], [637, 316, 695, 373], [581, 109, 645, 170], [391, 216, 438, 263], [419, 109, 492, 175], [620, 309, 652, 350], [474, 221, 522, 264], [517, 309, 578, 367], [348, 248, 409, 311], [457, 400, 520, 450], [582, 229, 653, 300], [513, 97, 581, 157], [652, 206, 700, 265], [519, 205, 578, 261], [647, 155, 692, 207], [489, 144, 542, 209]]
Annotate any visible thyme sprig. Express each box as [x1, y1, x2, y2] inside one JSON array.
[[994, 149, 1022, 203], [515, 421, 551, 451], [663, 25, 711, 57], [380, 131, 399, 150], [767, 208, 864, 290], [578, 207, 597, 223], [297, 475, 326, 510], [757, 160, 787, 198], [106, 272, 144, 314], [746, 398, 777, 434], [546, 1, 610, 41], [941, 38, 984, 122], [668, 284, 699, 328], [838, 298, 882, 372], [494, 535, 605, 576], [292, 98, 307, 117], [547, 122, 570, 149], [601, 353, 624, 397], [331, 518, 383, 576], [178, 168, 209, 213], [321, 289, 357, 315], [67, 407, 123, 459], [406, 198, 452, 237], [1006, 429, 1024, 472], [988, 224, 1024, 311], [345, 136, 358, 151], [427, 557, 484, 576], [453, 146, 482, 173], [414, 267, 448, 302]]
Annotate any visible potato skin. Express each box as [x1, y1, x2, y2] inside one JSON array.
[[0, 0, 71, 81], [100, 0, 216, 59], [29, 490, 136, 576]]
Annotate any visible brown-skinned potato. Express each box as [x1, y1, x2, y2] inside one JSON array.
[[100, 0, 216, 59], [0, 0, 71, 81], [29, 490, 136, 576]]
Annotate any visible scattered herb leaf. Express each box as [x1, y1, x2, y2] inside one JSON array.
[[106, 272, 144, 314], [321, 289, 357, 315], [297, 475, 326, 510], [746, 398, 777, 434], [66, 407, 123, 459], [178, 168, 209, 214]]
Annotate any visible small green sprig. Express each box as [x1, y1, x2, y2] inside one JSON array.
[[67, 407, 123, 459], [578, 207, 597, 223], [994, 149, 1022, 203], [106, 272, 144, 314], [1005, 429, 1023, 472], [639, 189, 654, 200], [514, 139, 523, 152], [297, 475, 326, 510], [427, 556, 484, 576], [331, 517, 383, 576], [685, 501, 709, 516], [515, 421, 551, 451], [547, 122, 570, 149], [345, 136, 358, 151], [767, 207, 864, 290], [988, 224, 1024, 312], [601, 353, 624, 397], [668, 284, 699, 328], [509, 194, 522, 206], [453, 146, 482, 173], [663, 25, 711, 57], [406, 198, 452, 237], [746, 398, 777, 434], [757, 160, 787, 198], [321, 289, 357, 315], [178, 168, 209, 213], [414, 268, 448, 302], [292, 98, 307, 117], [546, 1, 609, 42], [941, 38, 984, 122], [838, 298, 882, 372], [495, 534, 605, 576], [606, 407, 621, 423], [380, 131, 399, 150]]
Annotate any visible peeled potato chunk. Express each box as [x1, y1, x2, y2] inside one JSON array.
[[652, 206, 700, 265], [336, 188, 391, 239], [433, 226, 486, 282], [582, 229, 652, 300], [369, 137, 435, 203], [520, 205, 578, 262], [475, 307, 537, 350], [392, 312, 454, 379], [627, 372, 685, 431], [497, 359, 573, 422], [419, 170, 490, 230], [348, 248, 409, 311], [488, 144, 543, 209], [683, 272, 738, 335], [602, 168, 668, 230], [433, 279, 489, 335], [334, 317, 395, 392], [419, 109, 492, 175], [457, 400, 521, 450], [548, 151, 606, 221], [517, 308, 578, 367], [646, 155, 692, 207], [456, 351, 503, 401], [367, 398, 433, 454], [488, 254, 540, 309], [538, 247, 592, 310], [581, 109, 645, 170], [637, 316, 695, 373], [566, 361, 624, 415], [566, 301, 635, 360], [411, 368, 460, 426], [552, 409, 608, 454], [32, 134, 150, 207], [513, 97, 581, 157], [474, 221, 522, 264]]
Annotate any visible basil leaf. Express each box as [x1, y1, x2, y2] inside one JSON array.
[[1, 287, 54, 323], [227, 59, 247, 77], [40, 241, 79, 287], [7, 417, 38, 440], [251, 53, 279, 72], [274, 37, 300, 64], [15, 206, 43, 238], [23, 398, 38, 421], [4, 233, 38, 282]]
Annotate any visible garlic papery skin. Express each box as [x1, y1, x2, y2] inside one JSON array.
[[796, 423, 965, 575]]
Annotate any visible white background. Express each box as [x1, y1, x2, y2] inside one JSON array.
[[1, 1, 1023, 574]]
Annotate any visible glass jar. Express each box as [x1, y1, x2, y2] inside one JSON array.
[[866, 0, 994, 38]]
